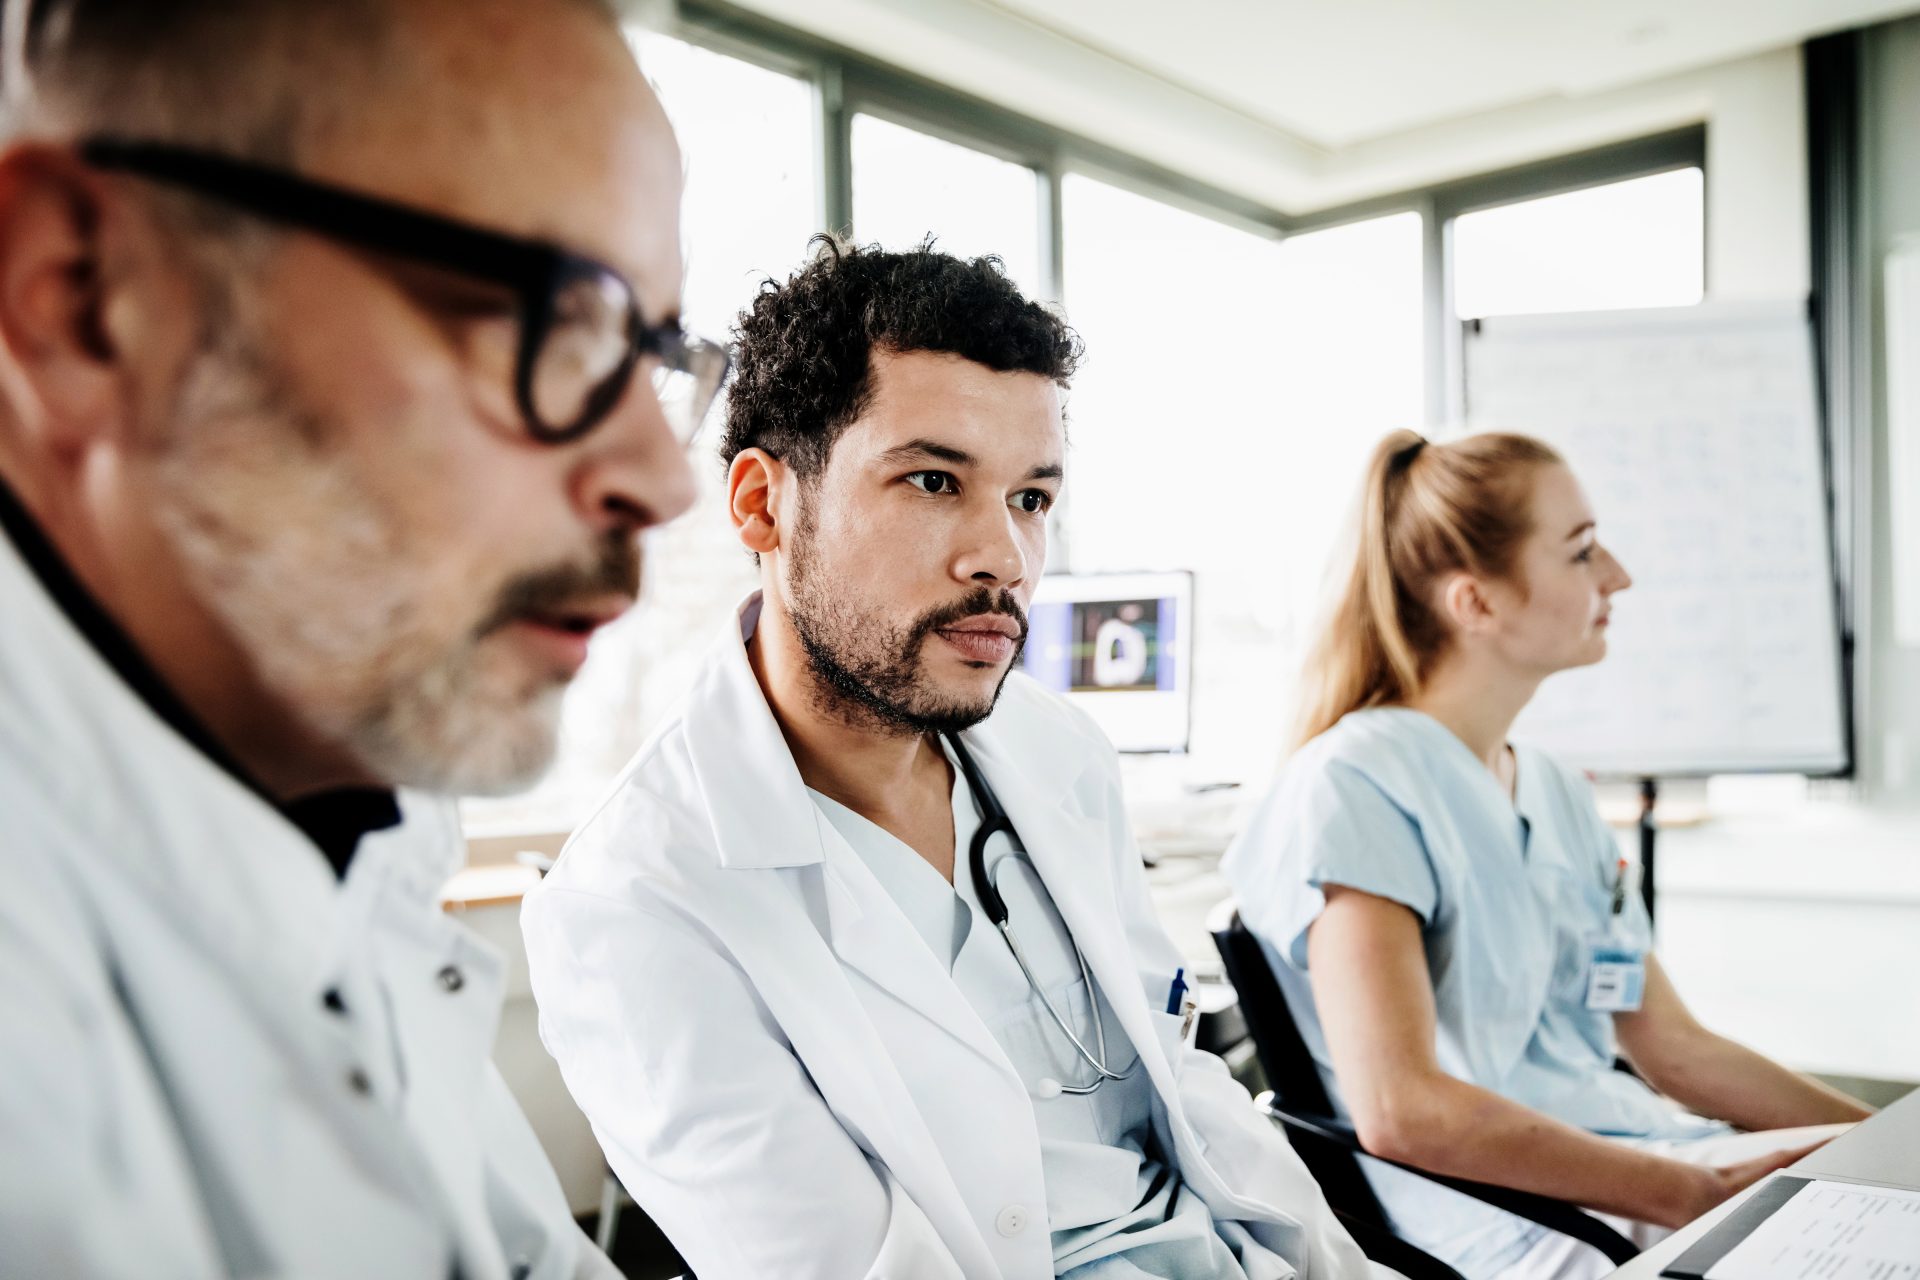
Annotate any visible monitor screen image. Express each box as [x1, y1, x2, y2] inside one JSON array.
[[1020, 570, 1194, 753]]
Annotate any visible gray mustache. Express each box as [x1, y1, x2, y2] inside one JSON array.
[[476, 536, 642, 636]]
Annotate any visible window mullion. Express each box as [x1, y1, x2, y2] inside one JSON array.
[[817, 60, 853, 237]]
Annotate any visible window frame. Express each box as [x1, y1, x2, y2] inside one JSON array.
[[1427, 128, 1708, 423], [665, 2, 1705, 433]]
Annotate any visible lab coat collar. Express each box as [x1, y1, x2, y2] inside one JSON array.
[[0, 518, 462, 1003], [0, 476, 403, 878], [680, 590, 1091, 872], [677, 591, 1104, 1080], [679, 592, 832, 870], [816, 816, 1021, 1082]]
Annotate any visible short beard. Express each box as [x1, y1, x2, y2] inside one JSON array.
[[783, 506, 1027, 738], [145, 280, 635, 796]]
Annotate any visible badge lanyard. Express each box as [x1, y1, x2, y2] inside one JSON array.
[[1585, 856, 1647, 1013]]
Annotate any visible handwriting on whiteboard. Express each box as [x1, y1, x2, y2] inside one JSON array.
[[1465, 303, 1846, 776]]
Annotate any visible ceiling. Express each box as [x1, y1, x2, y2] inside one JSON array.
[[978, 0, 1918, 148], [679, 0, 1920, 212]]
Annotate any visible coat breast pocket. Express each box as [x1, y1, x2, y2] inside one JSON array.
[[1146, 1007, 1189, 1076]]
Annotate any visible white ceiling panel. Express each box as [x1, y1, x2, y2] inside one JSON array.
[[981, 0, 1919, 146]]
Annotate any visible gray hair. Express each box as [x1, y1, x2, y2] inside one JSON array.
[[1, 0, 401, 159], [0, 0, 623, 158]]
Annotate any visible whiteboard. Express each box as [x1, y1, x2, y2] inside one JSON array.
[[1463, 302, 1848, 777]]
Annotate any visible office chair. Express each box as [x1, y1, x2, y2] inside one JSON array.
[[1334, 1209, 1469, 1280], [1207, 902, 1639, 1269]]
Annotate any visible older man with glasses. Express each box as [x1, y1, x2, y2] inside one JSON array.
[[0, 0, 718, 1275]]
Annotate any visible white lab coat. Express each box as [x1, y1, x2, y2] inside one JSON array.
[[523, 593, 1381, 1280], [0, 525, 613, 1279]]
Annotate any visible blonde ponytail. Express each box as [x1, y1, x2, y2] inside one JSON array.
[[1294, 429, 1563, 747]]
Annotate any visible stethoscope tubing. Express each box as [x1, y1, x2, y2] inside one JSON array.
[[946, 733, 1133, 1095]]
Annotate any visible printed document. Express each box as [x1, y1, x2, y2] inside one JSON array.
[[1707, 1179, 1920, 1280]]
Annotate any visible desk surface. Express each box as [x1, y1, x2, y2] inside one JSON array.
[[441, 861, 542, 912], [1605, 1090, 1920, 1279]]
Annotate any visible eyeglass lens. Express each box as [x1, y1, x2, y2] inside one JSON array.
[[532, 272, 726, 444], [648, 337, 730, 445], [531, 273, 632, 435]]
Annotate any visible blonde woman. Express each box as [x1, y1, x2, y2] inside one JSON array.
[[1220, 431, 1869, 1280]]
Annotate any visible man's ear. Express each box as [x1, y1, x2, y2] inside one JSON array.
[[727, 447, 785, 557], [0, 146, 132, 457]]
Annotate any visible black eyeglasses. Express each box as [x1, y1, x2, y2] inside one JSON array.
[[78, 137, 729, 447]]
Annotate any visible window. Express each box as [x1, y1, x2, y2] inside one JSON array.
[[1452, 167, 1705, 319], [851, 113, 1044, 297], [461, 35, 818, 834], [1060, 176, 1423, 777], [1269, 212, 1426, 644]]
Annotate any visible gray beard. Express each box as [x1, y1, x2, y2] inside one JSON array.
[[146, 313, 567, 795]]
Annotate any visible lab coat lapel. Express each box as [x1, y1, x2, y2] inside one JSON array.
[[953, 732, 1181, 1099], [815, 807, 1022, 1083], [959, 724, 1268, 1219], [680, 595, 1022, 1079]]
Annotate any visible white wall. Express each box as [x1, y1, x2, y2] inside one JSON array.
[[1699, 49, 1810, 298], [1863, 16, 1920, 801]]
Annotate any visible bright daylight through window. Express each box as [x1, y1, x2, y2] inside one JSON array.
[[462, 34, 815, 834], [1061, 177, 1424, 780], [851, 112, 1045, 298], [1453, 167, 1705, 319]]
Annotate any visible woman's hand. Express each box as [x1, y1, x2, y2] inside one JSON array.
[[1666, 1139, 1830, 1229]]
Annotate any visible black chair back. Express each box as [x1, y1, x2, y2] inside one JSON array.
[[1209, 901, 1639, 1269], [1209, 904, 1395, 1229]]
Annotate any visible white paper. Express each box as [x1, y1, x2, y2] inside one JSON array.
[[1706, 1179, 1920, 1280]]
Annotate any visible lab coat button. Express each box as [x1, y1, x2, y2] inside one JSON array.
[[321, 987, 347, 1014], [436, 964, 465, 993], [995, 1205, 1028, 1237], [346, 1067, 372, 1096]]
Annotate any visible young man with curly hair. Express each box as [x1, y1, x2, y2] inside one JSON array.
[[523, 240, 1390, 1280]]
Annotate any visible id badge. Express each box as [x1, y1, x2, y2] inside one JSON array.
[[1584, 937, 1646, 1012]]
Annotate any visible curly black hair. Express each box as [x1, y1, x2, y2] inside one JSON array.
[[719, 236, 1082, 478]]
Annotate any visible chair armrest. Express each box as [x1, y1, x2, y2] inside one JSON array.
[[1333, 1209, 1468, 1280], [1254, 1093, 1639, 1266], [1406, 1167, 1639, 1265], [1254, 1090, 1367, 1150]]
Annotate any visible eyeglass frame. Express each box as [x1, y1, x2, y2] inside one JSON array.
[[76, 136, 727, 446]]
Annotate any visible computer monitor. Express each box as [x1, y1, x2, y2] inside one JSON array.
[[1020, 570, 1194, 753]]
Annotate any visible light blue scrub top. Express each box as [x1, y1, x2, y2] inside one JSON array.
[[1220, 708, 1719, 1276]]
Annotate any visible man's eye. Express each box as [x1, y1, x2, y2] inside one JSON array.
[[906, 471, 956, 495], [1014, 489, 1054, 514], [1574, 546, 1594, 564]]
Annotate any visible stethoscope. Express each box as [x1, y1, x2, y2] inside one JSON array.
[[943, 732, 1134, 1098]]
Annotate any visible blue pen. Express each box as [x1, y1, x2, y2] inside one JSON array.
[[1165, 967, 1188, 1015]]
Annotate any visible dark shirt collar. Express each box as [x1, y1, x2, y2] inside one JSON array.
[[0, 475, 399, 877]]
